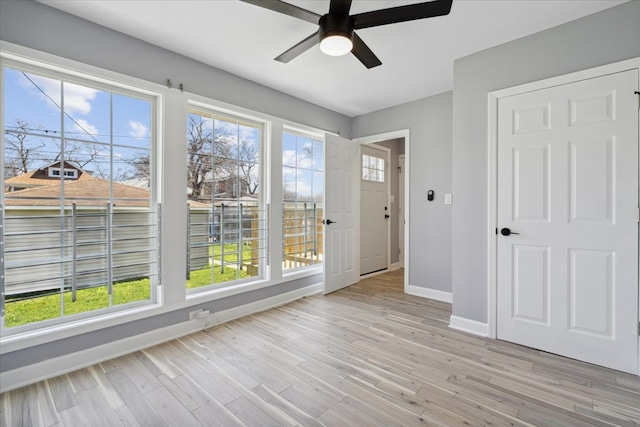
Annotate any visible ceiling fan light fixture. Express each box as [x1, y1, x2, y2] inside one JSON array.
[[320, 34, 353, 56], [318, 14, 354, 57]]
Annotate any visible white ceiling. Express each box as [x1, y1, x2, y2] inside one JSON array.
[[39, 0, 625, 117]]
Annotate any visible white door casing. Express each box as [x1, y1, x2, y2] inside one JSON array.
[[360, 144, 389, 275], [496, 69, 639, 374], [399, 155, 405, 269], [324, 134, 360, 294]]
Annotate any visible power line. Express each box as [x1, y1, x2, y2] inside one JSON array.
[[21, 72, 99, 143], [4, 126, 150, 140]]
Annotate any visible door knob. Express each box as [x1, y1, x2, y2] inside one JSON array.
[[500, 227, 520, 236], [324, 219, 336, 225], [385, 214, 390, 219]]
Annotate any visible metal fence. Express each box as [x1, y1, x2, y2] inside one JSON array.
[[1, 204, 159, 300], [187, 203, 267, 283]]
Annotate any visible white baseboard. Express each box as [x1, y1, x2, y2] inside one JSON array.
[[406, 285, 452, 303], [0, 283, 322, 393], [449, 315, 488, 337], [389, 262, 402, 271]]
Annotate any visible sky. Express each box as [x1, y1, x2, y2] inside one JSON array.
[[283, 132, 323, 202], [3, 66, 151, 181], [4, 65, 324, 202]]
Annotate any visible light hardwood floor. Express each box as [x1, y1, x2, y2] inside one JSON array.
[[2, 269, 639, 426]]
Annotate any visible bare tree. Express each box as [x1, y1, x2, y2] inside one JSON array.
[[128, 114, 261, 201], [129, 152, 150, 180], [4, 118, 114, 179], [4, 119, 45, 178], [237, 135, 259, 195], [187, 114, 214, 201]]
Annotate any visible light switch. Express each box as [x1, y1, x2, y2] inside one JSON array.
[[444, 193, 452, 205]]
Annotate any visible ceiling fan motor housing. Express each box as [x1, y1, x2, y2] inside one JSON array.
[[319, 14, 355, 42]]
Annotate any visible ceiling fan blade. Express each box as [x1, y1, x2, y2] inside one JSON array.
[[329, 0, 352, 16], [274, 31, 319, 63], [352, 0, 452, 30], [239, 0, 320, 25], [351, 32, 382, 69]]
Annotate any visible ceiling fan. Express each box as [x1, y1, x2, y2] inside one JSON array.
[[239, 0, 453, 68]]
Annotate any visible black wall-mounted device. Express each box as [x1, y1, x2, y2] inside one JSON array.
[[427, 190, 434, 201]]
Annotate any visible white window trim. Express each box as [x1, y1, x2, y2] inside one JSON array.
[[1, 42, 165, 350], [48, 167, 78, 178], [281, 128, 325, 273]]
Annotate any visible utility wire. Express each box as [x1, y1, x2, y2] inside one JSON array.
[[5, 126, 150, 140], [21, 72, 99, 143]]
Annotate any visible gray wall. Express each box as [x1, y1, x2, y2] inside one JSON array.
[[352, 92, 453, 293], [451, 1, 640, 322], [0, 0, 349, 372], [373, 138, 405, 265]]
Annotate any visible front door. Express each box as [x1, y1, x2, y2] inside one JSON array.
[[324, 134, 360, 294], [497, 69, 639, 373], [360, 144, 388, 275]]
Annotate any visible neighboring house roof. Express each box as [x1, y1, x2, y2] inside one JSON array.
[[5, 161, 91, 189], [120, 178, 150, 188], [5, 176, 152, 207], [4, 162, 212, 208]]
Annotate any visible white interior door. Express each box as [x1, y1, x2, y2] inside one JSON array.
[[497, 69, 639, 373], [324, 134, 360, 294], [360, 145, 389, 275]]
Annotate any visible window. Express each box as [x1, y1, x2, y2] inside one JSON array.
[[48, 167, 78, 178], [362, 154, 385, 182], [1, 64, 157, 331], [186, 109, 266, 290], [282, 132, 323, 271]]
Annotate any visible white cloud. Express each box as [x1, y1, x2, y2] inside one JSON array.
[[128, 120, 148, 138], [73, 119, 98, 137], [296, 181, 312, 197], [298, 156, 313, 169], [283, 150, 296, 167], [19, 73, 98, 116], [64, 83, 98, 115]]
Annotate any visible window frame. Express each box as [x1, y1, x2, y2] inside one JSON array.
[[0, 44, 164, 348], [185, 106, 268, 294], [281, 127, 325, 274]]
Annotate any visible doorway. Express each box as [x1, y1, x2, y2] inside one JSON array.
[[360, 144, 390, 275]]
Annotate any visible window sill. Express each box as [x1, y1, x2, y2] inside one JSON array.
[[186, 266, 323, 303]]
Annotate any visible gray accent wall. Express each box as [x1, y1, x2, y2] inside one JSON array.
[[352, 92, 453, 293], [451, 1, 640, 323]]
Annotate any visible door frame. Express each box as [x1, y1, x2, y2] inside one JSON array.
[[398, 154, 405, 269], [487, 58, 640, 372], [354, 129, 410, 292], [359, 143, 391, 275]]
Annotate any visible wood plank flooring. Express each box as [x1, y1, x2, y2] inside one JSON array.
[[2, 269, 639, 426]]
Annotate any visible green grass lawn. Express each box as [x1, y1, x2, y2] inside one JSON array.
[[211, 243, 257, 263], [5, 264, 250, 328], [186, 264, 248, 289]]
